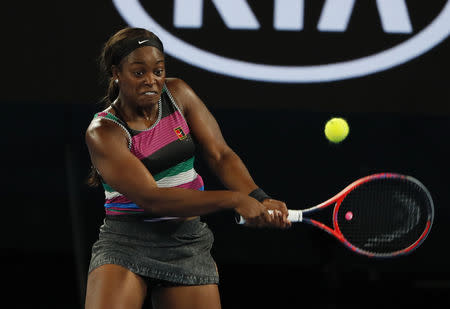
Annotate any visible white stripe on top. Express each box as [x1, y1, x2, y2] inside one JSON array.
[[156, 168, 198, 188], [105, 190, 123, 200]]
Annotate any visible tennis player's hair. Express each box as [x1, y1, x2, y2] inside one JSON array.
[[87, 27, 164, 187]]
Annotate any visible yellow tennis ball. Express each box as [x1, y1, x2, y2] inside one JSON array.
[[324, 117, 349, 143]]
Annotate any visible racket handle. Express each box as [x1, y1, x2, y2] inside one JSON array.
[[237, 209, 303, 224]]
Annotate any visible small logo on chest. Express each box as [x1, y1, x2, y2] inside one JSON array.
[[174, 127, 187, 140]]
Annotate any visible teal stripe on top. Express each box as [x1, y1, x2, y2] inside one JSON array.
[[102, 183, 115, 193], [94, 112, 120, 121], [153, 157, 195, 181]]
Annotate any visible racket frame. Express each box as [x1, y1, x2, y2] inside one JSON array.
[[300, 173, 434, 257]]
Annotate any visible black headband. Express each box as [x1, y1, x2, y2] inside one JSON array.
[[112, 36, 164, 66]]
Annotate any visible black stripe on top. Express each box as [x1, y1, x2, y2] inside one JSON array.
[[140, 133, 196, 176]]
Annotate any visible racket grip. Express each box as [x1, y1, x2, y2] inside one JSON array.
[[237, 209, 303, 224]]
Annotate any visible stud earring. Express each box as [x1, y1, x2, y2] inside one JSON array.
[[114, 79, 119, 84]]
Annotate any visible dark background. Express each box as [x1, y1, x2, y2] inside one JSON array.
[[4, 1, 450, 308]]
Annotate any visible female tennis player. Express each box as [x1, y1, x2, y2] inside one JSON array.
[[84, 27, 290, 309]]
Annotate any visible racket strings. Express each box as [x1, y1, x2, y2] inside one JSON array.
[[336, 177, 432, 255]]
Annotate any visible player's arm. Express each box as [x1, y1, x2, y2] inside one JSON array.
[[166, 78, 258, 194], [86, 118, 251, 218], [166, 78, 289, 223]]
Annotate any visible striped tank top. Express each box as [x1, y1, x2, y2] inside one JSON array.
[[94, 85, 204, 222]]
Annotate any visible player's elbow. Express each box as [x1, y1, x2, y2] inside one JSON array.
[[205, 145, 235, 167], [134, 188, 172, 216]]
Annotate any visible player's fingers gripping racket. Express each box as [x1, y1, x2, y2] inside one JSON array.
[[238, 173, 434, 258]]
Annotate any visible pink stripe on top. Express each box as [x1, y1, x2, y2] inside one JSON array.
[[175, 175, 204, 190], [105, 195, 132, 204], [105, 208, 144, 215], [106, 207, 144, 212], [131, 111, 190, 160]]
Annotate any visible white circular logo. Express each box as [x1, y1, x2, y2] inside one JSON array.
[[112, 0, 450, 83]]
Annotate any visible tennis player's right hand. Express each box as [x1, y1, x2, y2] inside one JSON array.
[[234, 194, 288, 228]]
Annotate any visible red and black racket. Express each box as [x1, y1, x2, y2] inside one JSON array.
[[238, 173, 434, 257]]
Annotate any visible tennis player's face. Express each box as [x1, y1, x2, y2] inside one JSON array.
[[117, 46, 166, 108]]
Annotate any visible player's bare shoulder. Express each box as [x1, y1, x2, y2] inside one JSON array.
[[165, 78, 199, 115], [165, 77, 191, 95], [85, 109, 129, 150]]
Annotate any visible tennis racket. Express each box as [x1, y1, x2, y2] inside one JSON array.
[[238, 173, 434, 258]]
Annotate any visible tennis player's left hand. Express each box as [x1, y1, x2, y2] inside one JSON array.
[[262, 199, 291, 228]]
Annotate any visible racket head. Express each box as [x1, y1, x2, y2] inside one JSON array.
[[332, 173, 434, 257]]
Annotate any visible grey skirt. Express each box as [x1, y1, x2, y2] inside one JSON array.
[[88, 217, 219, 285]]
